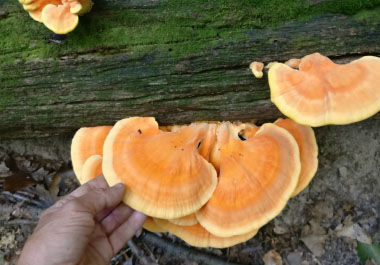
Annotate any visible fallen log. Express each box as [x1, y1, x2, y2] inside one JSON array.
[[0, 1, 380, 139]]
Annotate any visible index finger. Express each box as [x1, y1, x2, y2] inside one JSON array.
[[71, 175, 109, 198]]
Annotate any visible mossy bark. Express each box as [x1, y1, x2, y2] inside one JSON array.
[[0, 0, 380, 139]]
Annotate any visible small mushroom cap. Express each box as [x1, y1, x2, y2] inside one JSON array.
[[274, 118, 318, 196], [169, 213, 198, 226], [69, 1, 83, 14], [238, 122, 259, 139], [284, 58, 301, 69], [162, 123, 218, 162], [209, 122, 258, 172], [41, 4, 79, 34], [269, 53, 380, 126], [102, 117, 218, 219], [80, 155, 103, 185], [197, 122, 301, 237], [154, 218, 258, 248], [75, 0, 94, 15], [71, 126, 112, 181], [249, 61, 264, 78], [143, 217, 168, 233]]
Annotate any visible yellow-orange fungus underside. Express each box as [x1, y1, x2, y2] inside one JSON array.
[[269, 53, 380, 126], [71, 126, 112, 181], [169, 213, 198, 226], [143, 217, 167, 233], [196, 123, 300, 237], [80, 155, 103, 185], [274, 119, 318, 196], [154, 219, 258, 248], [102, 117, 218, 219], [41, 4, 79, 34]]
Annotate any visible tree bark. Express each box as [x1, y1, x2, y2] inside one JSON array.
[[1, 1, 380, 139]]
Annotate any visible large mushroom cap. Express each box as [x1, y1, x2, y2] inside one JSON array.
[[154, 218, 258, 248], [80, 155, 103, 185], [102, 117, 217, 219], [269, 53, 380, 126], [71, 126, 112, 181], [274, 118, 318, 196], [196, 122, 301, 237]]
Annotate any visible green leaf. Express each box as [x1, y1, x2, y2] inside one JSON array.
[[357, 241, 380, 265]]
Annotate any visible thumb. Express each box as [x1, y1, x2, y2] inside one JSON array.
[[79, 183, 126, 215]]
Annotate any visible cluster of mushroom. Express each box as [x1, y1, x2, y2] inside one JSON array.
[[251, 53, 380, 126], [71, 117, 318, 248], [19, 0, 93, 34]]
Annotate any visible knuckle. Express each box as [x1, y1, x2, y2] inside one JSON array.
[[64, 198, 84, 211]]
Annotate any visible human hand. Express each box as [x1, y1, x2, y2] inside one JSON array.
[[18, 175, 147, 265]]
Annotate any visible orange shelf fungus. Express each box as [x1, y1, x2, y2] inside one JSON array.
[[249, 61, 264, 79], [70, 117, 321, 247], [80, 155, 103, 185], [169, 213, 198, 226], [269, 53, 380, 126], [274, 118, 318, 196], [71, 126, 112, 181], [19, 0, 93, 34], [196, 122, 301, 237], [154, 219, 258, 248], [143, 217, 168, 233], [102, 117, 217, 219]]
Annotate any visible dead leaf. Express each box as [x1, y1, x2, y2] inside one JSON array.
[[301, 221, 328, 257], [334, 216, 371, 244], [263, 250, 283, 265], [2, 173, 37, 193]]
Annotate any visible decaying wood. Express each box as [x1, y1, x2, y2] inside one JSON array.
[[0, 1, 380, 139]]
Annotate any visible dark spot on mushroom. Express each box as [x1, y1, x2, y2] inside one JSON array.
[[181, 148, 184, 151], [239, 153, 244, 157], [138, 129, 142, 134], [174, 145, 177, 148], [197, 141, 202, 149], [238, 133, 247, 141]]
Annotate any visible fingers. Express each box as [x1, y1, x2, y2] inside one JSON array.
[[100, 203, 134, 234], [70, 175, 109, 198], [78, 182, 126, 216], [109, 211, 146, 254]]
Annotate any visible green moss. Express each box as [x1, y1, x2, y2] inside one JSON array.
[[354, 6, 380, 21], [0, 90, 16, 110], [1, 0, 379, 67]]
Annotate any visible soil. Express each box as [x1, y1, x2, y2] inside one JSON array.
[[0, 116, 379, 265]]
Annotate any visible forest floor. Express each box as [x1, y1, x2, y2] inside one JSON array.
[[0, 117, 379, 265]]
